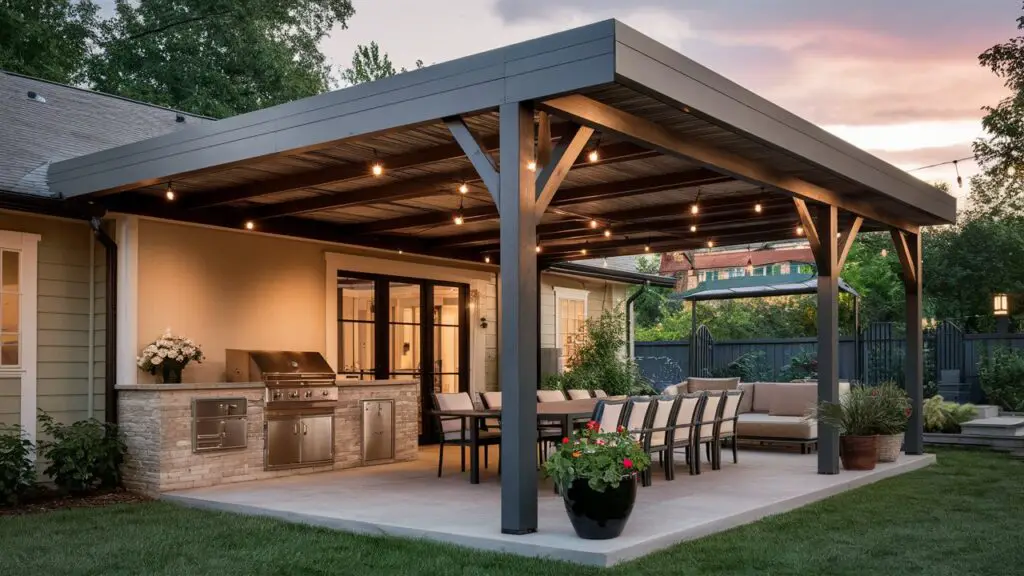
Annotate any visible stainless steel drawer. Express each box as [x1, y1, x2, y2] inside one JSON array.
[[192, 398, 247, 453]]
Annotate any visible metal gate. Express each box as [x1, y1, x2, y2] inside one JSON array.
[[933, 320, 964, 381], [862, 322, 904, 386], [690, 324, 714, 377]]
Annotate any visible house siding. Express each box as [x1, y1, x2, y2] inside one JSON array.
[[0, 211, 104, 434], [539, 273, 629, 350]]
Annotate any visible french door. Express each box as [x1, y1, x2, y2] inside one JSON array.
[[336, 272, 468, 443]]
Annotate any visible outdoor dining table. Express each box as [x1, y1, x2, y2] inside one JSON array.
[[432, 398, 613, 484]]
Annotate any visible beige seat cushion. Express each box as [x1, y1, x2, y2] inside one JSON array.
[[738, 382, 756, 413], [767, 383, 817, 417], [687, 377, 740, 393], [662, 384, 680, 396], [751, 382, 776, 412], [737, 413, 817, 440]]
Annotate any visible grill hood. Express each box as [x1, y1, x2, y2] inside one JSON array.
[[226, 350, 335, 382]]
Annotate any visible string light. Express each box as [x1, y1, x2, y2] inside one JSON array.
[[644, 244, 651, 252], [604, 229, 612, 238], [754, 201, 762, 213], [165, 182, 175, 201], [581, 248, 588, 255], [535, 245, 542, 253], [589, 219, 599, 229], [690, 224, 698, 233], [453, 197, 465, 226], [954, 160, 963, 188], [706, 240, 715, 248], [458, 183, 469, 194], [244, 220, 255, 230], [588, 149, 600, 163], [690, 188, 701, 215], [371, 161, 383, 177], [796, 224, 804, 236], [527, 160, 537, 172], [398, 249, 404, 255], [484, 256, 491, 264]]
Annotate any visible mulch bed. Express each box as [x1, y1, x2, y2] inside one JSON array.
[[0, 488, 150, 516]]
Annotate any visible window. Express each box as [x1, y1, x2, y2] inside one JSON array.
[[554, 287, 588, 372], [1, 249, 21, 367], [337, 277, 375, 380]]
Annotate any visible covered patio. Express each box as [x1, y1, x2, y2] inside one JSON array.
[[51, 19, 956, 537]]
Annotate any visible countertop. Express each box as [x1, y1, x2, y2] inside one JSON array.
[[117, 379, 419, 391], [335, 379, 418, 388]]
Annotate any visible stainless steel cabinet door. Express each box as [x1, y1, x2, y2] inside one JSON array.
[[363, 400, 394, 462], [266, 417, 301, 468], [299, 414, 334, 464]]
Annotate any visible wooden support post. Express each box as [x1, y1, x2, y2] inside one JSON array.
[[815, 204, 840, 474], [892, 229, 924, 454], [535, 124, 594, 219], [445, 117, 500, 203], [498, 101, 539, 534]]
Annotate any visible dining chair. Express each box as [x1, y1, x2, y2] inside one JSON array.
[[695, 391, 727, 473], [591, 398, 629, 433], [668, 392, 707, 477], [624, 397, 654, 443], [713, 390, 745, 470], [592, 389, 609, 398], [566, 389, 593, 400], [432, 392, 500, 478], [537, 389, 568, 402], [640, 396, 680, 486]]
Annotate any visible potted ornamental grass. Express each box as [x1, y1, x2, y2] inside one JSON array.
[[137, 329, 205, 384], [543, 421, 650, 539], [812, 385, 887, 470], [873, 382, 912, 462]]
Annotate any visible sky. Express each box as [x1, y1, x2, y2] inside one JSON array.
[[322, 0, 1023, 201]]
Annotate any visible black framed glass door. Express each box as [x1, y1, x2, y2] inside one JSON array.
[[337, 272, 468, 443]]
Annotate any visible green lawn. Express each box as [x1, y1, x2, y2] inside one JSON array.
[[2, 449, 1022, 575]]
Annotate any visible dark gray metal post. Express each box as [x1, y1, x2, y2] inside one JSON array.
[[904, 232, 924, 454], [853, 295, 861, 382], [689, 299, 697, 378], [817, 205, 840, 474], [498, 101, 539, 534]]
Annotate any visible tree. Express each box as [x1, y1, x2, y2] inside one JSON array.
[[976, 4, 1024, 174], [340, 41, 422, 86], [0, 0, 98, 84], [87, 0, 354, 118]]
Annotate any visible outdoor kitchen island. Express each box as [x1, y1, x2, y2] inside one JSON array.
[[116, 377, 419, 495]]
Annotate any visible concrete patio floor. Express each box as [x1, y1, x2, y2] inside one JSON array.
[[164, 447, 935, 566]]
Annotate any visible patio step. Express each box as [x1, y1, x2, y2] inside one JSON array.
[[923, 432, 1024, 452], [960, 417, 1024, 438]]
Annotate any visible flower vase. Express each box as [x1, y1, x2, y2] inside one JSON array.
[[562, 475, 637, 539], [161, 363, 183, 384]]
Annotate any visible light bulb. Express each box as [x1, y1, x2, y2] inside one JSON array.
[[535, 245, 542, 253], [588, 149, 599, 163], [690, 204, 699, 215], [371, 162, 384, 176], [604, 229, 611, 238], [581, 248, 588, 255], [527, 160, 537, 172], [458, 183, 469, 194], [707, 240, 715, 248], [796, 225, 804, 236], [754, 202, 762, 213], [453, 213, 464, 226], [644, 244, 651, 252], [244, 221, 255, 230], [690, 224, 697, 233], [165, 188, 175, 201], [484, 256, 491, 264]]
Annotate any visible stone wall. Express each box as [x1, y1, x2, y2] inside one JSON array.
[[118, 381, 419, 494]]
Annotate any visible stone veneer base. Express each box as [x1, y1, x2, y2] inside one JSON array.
[[117, 381, 419, 494]]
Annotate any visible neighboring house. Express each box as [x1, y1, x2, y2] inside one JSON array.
[[0, 70, 660, 443], [659, 244, 815, 290]]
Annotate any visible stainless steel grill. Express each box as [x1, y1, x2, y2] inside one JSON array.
[[226, 350, 337, 470]]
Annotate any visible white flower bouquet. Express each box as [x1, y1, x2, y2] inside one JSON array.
[[137, 329, 204, 383]]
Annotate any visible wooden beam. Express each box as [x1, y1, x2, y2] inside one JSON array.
[[338, 168, 732, 236], [890, 229, 918, 285], [540, 94, 919, 233], [536, 111, 552, 167], [535, 124, 594, 218], [793, 198, 824, 268], [445, 116, 500, 203], [836, 216, 863, 270]]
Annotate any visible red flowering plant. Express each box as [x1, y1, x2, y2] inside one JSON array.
[[542, 420, 651, 493]]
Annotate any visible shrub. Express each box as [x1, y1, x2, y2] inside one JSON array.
[[781, 351, 817, 381], [37, 412, 126, 494], [0, 424, 35, 505], [923, 395, 978, 433], [812, 385, 887, 436], [871, 382, 912, 435], [548, 309, 650, 396], [978, 346, 1024, 412], [709, 351, 772, 382]]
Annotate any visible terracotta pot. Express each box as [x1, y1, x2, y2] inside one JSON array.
[[840, 435, 878, 470], [562, 475, 637, 539], [877, 434, 903, 463]]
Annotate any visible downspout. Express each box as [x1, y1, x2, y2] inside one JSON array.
[[90, 218, 118, 424], [625, 281, 649, 360], [87, 229, 95, 419]]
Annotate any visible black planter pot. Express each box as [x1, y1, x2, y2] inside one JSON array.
[[561, 475, 638, 540]]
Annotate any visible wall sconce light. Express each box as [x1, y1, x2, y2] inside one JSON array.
[[994, 293, 1010, 316]]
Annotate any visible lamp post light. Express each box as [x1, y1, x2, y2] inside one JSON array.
[[994, 293, 1010, 333]]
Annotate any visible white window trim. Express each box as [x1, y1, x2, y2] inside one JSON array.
[[0, 231, 40, 446], [553, 287, 589, 372]]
